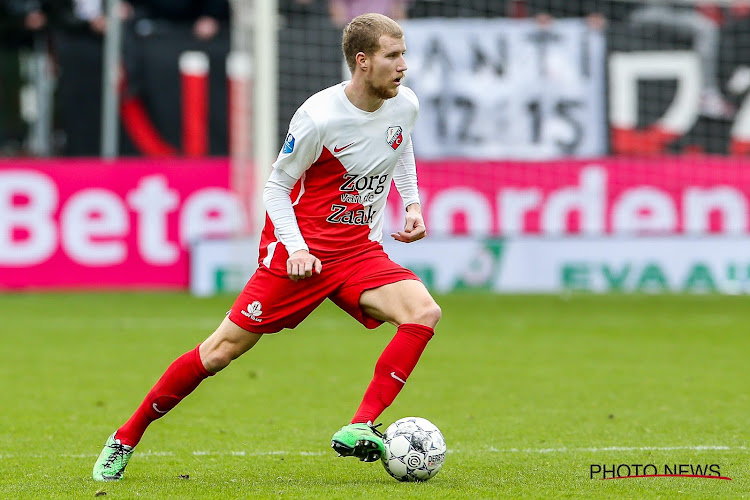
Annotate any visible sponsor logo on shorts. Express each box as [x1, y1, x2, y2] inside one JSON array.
[[241, 300, 263, 322]]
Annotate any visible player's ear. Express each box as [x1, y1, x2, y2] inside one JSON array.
[[356, 51, 368, 71]]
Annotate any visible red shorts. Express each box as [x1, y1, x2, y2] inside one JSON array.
[[228, 246, 419, 333]]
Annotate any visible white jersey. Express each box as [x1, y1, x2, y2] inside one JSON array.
[[259, 81, 420, 269]]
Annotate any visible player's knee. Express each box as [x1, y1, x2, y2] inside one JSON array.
[[412, 300, 441, 329], [201, 342, 238, 373]]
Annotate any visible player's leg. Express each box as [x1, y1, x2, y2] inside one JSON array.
[[359, 278, 441, 328], [200, 316, 264, 372], [93, 317, 261, 481], [94, 264, 332, 480], [331, 279, 440, 462], [353, 279, 440, 422], [329, 249, 441, 462]]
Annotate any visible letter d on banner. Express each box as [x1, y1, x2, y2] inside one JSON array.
[[609, 51, 700, 154]]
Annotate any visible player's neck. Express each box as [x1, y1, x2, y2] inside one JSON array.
[[344, 81, 384, 113]]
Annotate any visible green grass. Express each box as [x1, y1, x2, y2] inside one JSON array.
[[1, 292, 748, 498]]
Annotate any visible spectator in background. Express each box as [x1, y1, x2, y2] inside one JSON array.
[[54, 0, 135, 156], [328, 0, 409, 27], [0, 0, 69, 154], [55, 0, 135, 34], [70, 0, 108, 33], [526, 0, 639, 30], [123, 0, 231, 156], [2, 0, 72, 36], [408, 0, 510, 18], [3, 0, 52, 34], [129, 0, 229, 40]]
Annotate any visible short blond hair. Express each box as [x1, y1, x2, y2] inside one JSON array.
[[342, 13, 404, 73]]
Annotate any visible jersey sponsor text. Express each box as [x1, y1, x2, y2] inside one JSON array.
[[339, 173, 389, 195], [326, 204, 376, 225]]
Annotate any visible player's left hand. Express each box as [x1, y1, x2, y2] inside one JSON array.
[[391, 204, 426, 243]]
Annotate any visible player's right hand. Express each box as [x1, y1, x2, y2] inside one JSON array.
[[287, 250, 323, 281]]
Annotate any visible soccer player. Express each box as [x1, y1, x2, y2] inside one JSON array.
[[93, 12, 440, 481]]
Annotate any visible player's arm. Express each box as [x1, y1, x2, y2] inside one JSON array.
[[391, 138, 425, 243], [264, 108, 323, 280], [263, 171, 322, 281]]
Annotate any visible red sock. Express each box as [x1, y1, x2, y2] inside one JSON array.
[[351, 323, 434, 424], [115, 344, 213, 447]]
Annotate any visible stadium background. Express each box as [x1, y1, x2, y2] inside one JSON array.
[[4, 0, 750, 293]]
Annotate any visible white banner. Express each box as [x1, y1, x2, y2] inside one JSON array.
[[499, 237, 750, 294], [386, 237, 750, 294], [402, 18, 606, 159], [191, 237, 750, 295], [191, 238, 258, 297]]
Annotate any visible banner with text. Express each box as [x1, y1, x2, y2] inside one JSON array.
[[6, 156, 750, 289], [388, 236, 750, 294], [0, 158, 244, 289], [385, 157, 750, 237], [402, 18, 607, 159], [192, 236, 750, 295]]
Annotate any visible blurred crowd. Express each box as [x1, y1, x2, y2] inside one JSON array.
[[2, 0, 750, 156], [0, 0, 232, 155]]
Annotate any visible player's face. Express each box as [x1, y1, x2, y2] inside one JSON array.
[[365, 35, 407, 100]]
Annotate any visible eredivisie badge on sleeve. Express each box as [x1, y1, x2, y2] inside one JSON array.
[[282, 133, 295, 153], [386, 126, 403, 150]]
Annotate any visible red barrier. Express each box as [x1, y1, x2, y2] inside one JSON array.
[[180, 52, 210, 156]]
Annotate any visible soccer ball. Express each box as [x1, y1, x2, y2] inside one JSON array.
[[381, 417, 446, 482]]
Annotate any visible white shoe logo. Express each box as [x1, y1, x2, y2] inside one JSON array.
[[390, 371, 406, 384], [152, 403, 168, 414]]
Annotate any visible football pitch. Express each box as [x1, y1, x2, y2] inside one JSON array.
[[1, 291, 748, 499]]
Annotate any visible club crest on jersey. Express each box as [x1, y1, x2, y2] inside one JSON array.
[[282, 133, 295, 154], [386, 126, 403, 150]]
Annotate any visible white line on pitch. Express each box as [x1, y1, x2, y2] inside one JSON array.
[[1, 446, 744, 460]]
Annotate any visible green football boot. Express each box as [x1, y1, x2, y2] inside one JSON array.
[[331, 422, 385, 462], [92, 433, 135, 481]]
